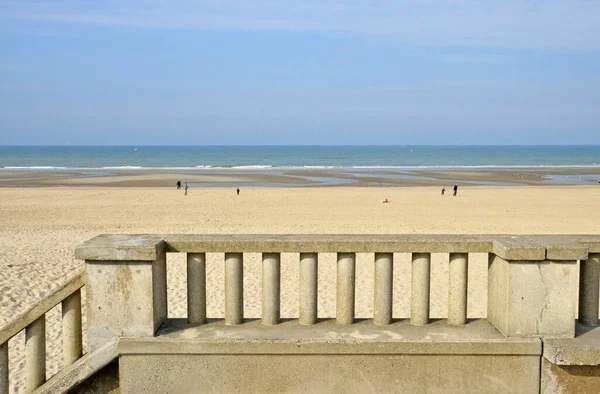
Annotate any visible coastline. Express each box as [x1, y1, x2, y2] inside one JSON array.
[[1, 166, 600, 187]]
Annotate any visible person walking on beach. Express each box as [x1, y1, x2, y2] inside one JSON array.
[[453, 185, 458, 196], [441, 188, 446, 195], [236, 188, 240, 196], [177, 180, 181, 189], [184, 182, 188, 196]]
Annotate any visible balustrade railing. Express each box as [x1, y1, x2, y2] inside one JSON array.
[[74, 234, 600, 352], [0, 273, 84, 394], [3, 234, 599, 392]]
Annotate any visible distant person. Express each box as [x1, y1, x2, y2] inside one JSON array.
[[237, 188, 240, 196], [441, 188, 446, 195], [176, 180, 181, 189], [184, 182, 188, 196], [453, 185, 458, 196]]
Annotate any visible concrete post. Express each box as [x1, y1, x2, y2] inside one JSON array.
[[579, 254, 600, 326], [411, 253, 431, 326], [62, 289, 83, 367], [488, 254, 578, 338], [337, 253, 356, 325], [262, 253, 281, 325], [225, 253, 244, 325], [187, 253, 207, 324], [85, 255, 167, 352], [448, 253, 468, 326], [26, 316, 46, 393], [374, 253, 393, 325], [0, 341, 7, 394], [299, 253, 318, 325]]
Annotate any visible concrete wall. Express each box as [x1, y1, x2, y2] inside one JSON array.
[[120, 354, 540, 394]]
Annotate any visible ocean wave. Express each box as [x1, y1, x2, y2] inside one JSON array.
[[3, 166, 68, 169], [231, 165, 273, 169], [3, 164, 600, 171]]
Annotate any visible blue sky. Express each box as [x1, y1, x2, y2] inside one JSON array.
[[1, 1, 599, 145]]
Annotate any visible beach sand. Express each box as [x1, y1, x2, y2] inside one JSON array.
[[1, 185, 600, 392]]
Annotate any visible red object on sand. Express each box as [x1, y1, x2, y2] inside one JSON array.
[[383, 199, 390, 203]]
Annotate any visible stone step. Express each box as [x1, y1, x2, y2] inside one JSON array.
[[117, 319, 541, 393]]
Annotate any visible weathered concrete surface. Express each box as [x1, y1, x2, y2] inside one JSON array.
[[541, 358, 600, 394], [34, 340, 118, 394], [76, 234, 598, 264], [121, 319, 540, 356], [165, 234, 495, 254], [75, 234, 165, 261], [544, 325, 600, 366], [71, 361, 119, 394], [118, 319, 540, 394], [121, 353, 539, 394], [86, 254, 167, 352], [488, 255, 578, 338]]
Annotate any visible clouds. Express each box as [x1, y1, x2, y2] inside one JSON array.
[[2, 0, 600, 50]]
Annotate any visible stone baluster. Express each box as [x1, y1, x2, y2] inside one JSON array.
[[187, 253, 207, 324], [299, 253, 318, 325], [262, 253, 281, 325], [225, 253, 244, 325], [374, 253, 393, 325], [448, 253, 468, 325], [62, 289, 83, 367], [26, 316, 46, 393], [411, 253, 431, 326], [337, 253, 356, 325], [0, 341, 7, 394], [579, 254, 600, 326]]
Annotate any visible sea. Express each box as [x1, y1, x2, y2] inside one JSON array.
[[1, 145, 599, 169]]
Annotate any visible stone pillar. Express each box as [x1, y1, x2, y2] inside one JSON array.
[[0, 341, 7, 394], [225, 253, 244, 325], [62, 289, 83, 366], [262, 253, 280, 325], [299, 253, 318, 325], [374, 253, 393, 325], [487, 254, 578, 338], [411, 253, 430, 326], [78, 236, 168, 353], [26, 316, 46, 393], [187, 253, 207, 324], [448, 253, 468, 326], [337, 253, 355, 325], [579, 254, 600, 326]]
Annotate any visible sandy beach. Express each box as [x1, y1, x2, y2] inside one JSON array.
[[1, 185, 600, 391]]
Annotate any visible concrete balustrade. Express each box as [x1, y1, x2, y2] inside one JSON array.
[[187, 253, 207, 324], [337, 253, 356, 325], [62, 289, 83, 366], [225, 253, 244, 325], [299, 253, 318, 325], [0, 233, 594, 393], [74, 234, 598, 339], [262, 253, 280, 325], [579, 254, 600, 326], [25, 316, 46, 393], [411, 253, 431, 326], [448, 253, 468, 326], [374, 253, 393, 325], [0, 341, 7, 394]]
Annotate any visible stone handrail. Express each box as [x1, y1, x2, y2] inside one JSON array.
[[74, 234, 600, 356], [0, 272, 85, 394]]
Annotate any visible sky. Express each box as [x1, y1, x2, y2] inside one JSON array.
[[0, 1, 599, 145]]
